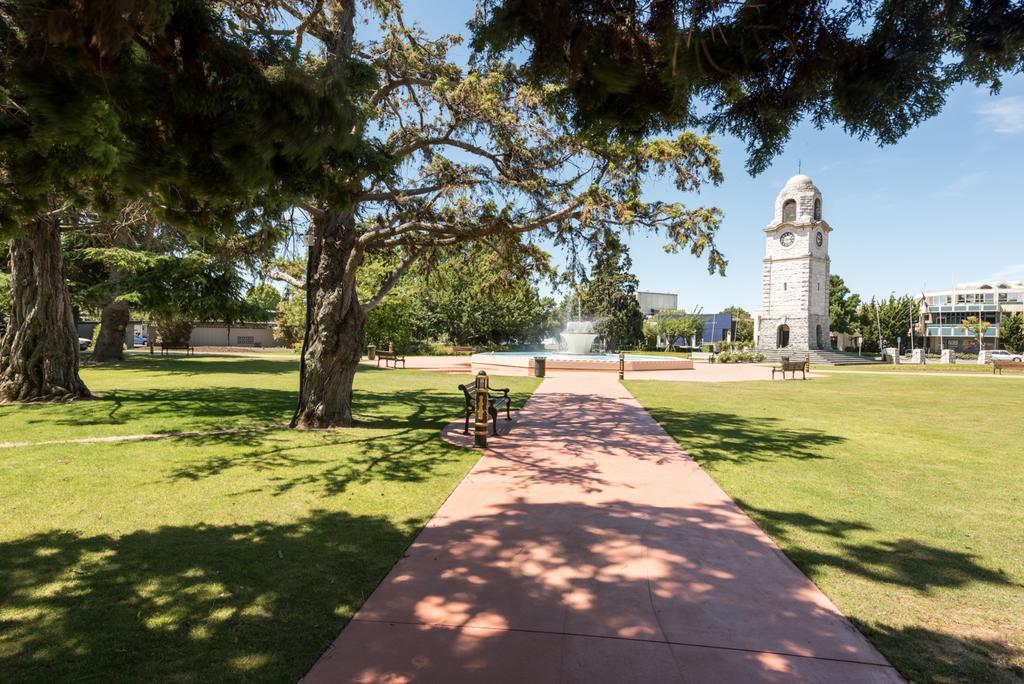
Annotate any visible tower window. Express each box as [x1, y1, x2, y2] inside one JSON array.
[[782, 199, 796, 222], [814, 197, 822, 220], [783, 282, 787, 291]]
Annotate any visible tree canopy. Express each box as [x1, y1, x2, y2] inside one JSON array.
[[472, 0, 1024, 172], [578, 232, 644, 350], [829, 274, 862, 334]]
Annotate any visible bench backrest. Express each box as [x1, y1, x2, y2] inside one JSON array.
[[458, 384, 480, 406], [994, 360, 1022, 368]]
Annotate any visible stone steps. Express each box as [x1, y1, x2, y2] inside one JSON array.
[[754, 348, 880, 366]]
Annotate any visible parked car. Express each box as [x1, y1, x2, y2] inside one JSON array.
[[133, 335, 148, 346], [990, 350, 1023, 362], [78, 337, 92, 351]]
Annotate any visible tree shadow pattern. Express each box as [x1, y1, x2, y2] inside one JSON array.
[[0, 511, 417, 682], [310, 496, 1018, 682]]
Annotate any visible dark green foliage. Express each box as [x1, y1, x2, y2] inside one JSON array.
[[1001, 313, 1024, 353], [64, 225, 263, 324], [829, 274, 862, 335], [858, 294, 918, 352], [0, 0, 370, 234], [723, 306, 753, 343], [472, 1, 1024, 172], [579, 232, 644, 350], [245, 284, 281, 316]]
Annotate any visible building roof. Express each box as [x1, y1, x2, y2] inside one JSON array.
[[925, 280, 1024, 294]]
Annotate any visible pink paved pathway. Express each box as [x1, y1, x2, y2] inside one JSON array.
[[306, 374, 901, 683]]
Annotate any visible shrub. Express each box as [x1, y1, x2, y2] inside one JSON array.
[[152, 315, 193, 346], [716, 350, 765, 363]]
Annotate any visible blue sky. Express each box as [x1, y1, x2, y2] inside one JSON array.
[[385, 2, 1024, 313]]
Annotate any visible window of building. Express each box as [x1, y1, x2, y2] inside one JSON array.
[[782, 199, 796, 222], [813, 198, 821, 220]]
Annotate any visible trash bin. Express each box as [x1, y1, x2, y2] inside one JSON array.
[[533, 356, 546, 378], [367, 344, 376, 360]]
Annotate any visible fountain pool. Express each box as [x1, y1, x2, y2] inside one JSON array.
[[470, 351, 693, 372]]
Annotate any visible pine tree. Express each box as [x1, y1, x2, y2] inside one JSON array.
[[0, 0, 362, 400], [581, 232, 645, 351], [473, 1, 1024, 173]]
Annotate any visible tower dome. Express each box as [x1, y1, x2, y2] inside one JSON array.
[[771, 173, 823, 226]]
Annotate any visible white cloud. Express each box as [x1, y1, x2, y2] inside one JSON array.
[[977, 96, 1024, 134], [990, 264, 1024, 281]]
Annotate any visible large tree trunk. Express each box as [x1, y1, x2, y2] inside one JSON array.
[[0, 214, 91, 402], [291, 212, 366, 429], [91, 299, 130, 363]]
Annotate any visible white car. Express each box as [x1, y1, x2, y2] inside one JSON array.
[[991, 350, 1023, 362]]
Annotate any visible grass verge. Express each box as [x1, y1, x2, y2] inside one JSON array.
[[626, 373, 1023, 683], [0, 357, 539, 682]]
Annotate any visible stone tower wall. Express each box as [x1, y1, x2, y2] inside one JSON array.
[[758, 176, 832, 351]]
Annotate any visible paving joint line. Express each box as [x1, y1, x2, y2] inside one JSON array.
[[348, 616, 898, 670]]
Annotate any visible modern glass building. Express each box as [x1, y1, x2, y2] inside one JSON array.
[[920, 281, 1024, 352]]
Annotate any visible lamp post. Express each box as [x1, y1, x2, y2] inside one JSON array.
[[474, 371, 489, 449]]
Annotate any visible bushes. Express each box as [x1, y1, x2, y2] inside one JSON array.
[[715, 350, 765, 363], [151, 315, 193, 346]]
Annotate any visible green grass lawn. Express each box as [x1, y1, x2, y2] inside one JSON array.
[[624, 350, 693, 358], [814, 362, 999, 374], [626, 374, 1024, 683], [0, 357, 539, 682]]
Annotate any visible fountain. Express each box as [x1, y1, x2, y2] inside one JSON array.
[[468, 289, 693, 372], [561, 319, 598, 355]]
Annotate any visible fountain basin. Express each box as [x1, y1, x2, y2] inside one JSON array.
[[471, 351, 693, 372]]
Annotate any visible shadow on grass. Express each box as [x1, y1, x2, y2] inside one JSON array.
[[642, 406, 843, 465], [13, 364, 455, 436], [732, 499, 1020, 681], [856, 623, 1024, 683], [166, 387, 477, 497], [735, 499, 1013, 594], [84, 355, 300, 376], [0, 510, 419, 683], [18, 386, 297, 431]]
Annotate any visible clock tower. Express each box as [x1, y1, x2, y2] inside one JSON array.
[[758, 174, 831, 350]]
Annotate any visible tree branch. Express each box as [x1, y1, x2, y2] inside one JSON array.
[[356, 182, 448, 203], [370, 77, 438, 106], [268, 270, 306, 290], [361, 252, 421, 312]]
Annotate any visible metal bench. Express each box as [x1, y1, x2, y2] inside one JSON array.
[[458, 382, 512, 435]]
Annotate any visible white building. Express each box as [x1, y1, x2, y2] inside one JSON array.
[[919, 281, 1024, 352], [754, 174, 832, 351]]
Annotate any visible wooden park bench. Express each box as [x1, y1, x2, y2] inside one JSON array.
[[152, 343, 194, 356], [772, 355, 809, 380], [993, 359, 1024, 375], [452, 346, 476, 355], [376, 350, 405, 368], [458, 382, 512, 435]]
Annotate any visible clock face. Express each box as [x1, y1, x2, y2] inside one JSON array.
[[816, 231, 823, 247], [780, 232, 795, 248]]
